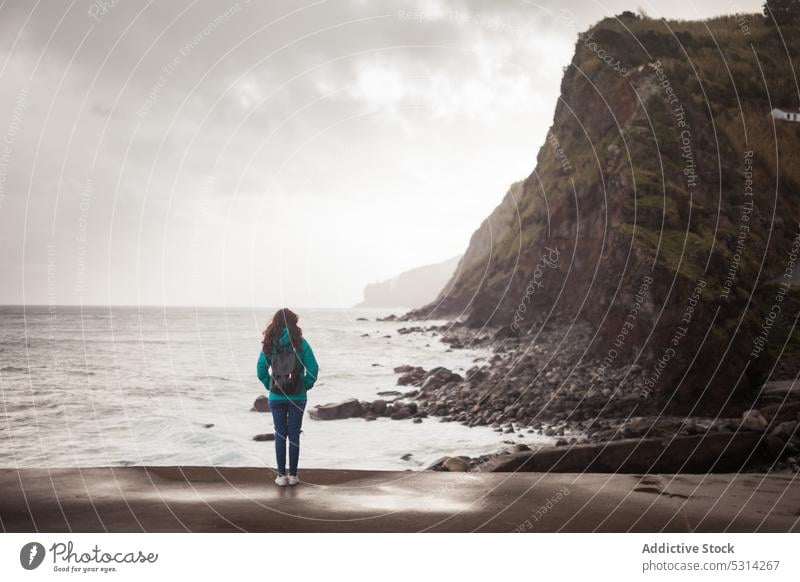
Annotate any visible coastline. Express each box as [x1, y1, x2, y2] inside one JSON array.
[[336, 318, 800, 474], [2, 467, 798, 533]]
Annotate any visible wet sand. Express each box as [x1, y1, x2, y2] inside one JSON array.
[[1, 467, 798, 532]]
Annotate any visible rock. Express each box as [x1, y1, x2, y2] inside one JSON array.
[[253, 395, 270, 413], [377, 390, 402, 397], [309, 398, 363, 420], [555, 439, 568, 446], [377, 314, 397, 321], [398, 326, 423, 335], [426, 457, 449, 471], [398, 367, 426, 386], [391, 409, 411, 420], [202, 423, 214, 429], [760, 380, 800, 397], [413, 417, 423, 423], [252, 433, 275, 442], [371, 399, 387, 415], [503, 444, 532, 454], [771, 420, 798, 442], [760, 402, 800, 423], [401, 453, 413, 461], [421, 367, 463, 390], [478, 432, 778, 473], [364, 414, 377, 421], [741, 409, 768, 432], [356, 317, 368, 321], [443, 457, 470, 472], [393, 365, 416, 373]]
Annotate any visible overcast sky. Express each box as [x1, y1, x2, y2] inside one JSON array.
[[0, 0, 763, 308]]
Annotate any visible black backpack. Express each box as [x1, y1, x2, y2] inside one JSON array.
[[267, 341, 304, 396]]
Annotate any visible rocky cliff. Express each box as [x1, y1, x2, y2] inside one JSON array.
[[356, 255, 461, 309], [410, 13, 800, 414]]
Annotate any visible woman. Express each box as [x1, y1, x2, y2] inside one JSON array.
[[257, 308, 319, 486]]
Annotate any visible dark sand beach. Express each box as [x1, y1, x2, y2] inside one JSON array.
[[1, 467, 798, 533]]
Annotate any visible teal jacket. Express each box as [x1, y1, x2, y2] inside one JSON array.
[[257, 327, 319, 401]]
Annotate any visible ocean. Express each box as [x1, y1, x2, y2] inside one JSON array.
[[0, 306, 544, 470]]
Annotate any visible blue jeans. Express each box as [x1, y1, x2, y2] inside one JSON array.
[[270, 399, 307, 476]]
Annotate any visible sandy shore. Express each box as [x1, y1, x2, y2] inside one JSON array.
[[1, 467, 798, 532]]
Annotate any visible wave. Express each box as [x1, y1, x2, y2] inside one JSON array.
[[1, 366, 27, 373]]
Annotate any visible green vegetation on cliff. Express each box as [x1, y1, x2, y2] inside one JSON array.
[[416, 12, 800, 411]]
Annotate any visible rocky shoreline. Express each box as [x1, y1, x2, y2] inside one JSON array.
[[251, 318, 800, 474], [428, 321, 800, 473]]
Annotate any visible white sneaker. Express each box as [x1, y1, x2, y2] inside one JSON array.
[[275, 475, 288, 487], [288, 475, 299, 486]]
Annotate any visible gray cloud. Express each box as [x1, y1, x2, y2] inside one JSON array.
[[0, 0, 764, 307]]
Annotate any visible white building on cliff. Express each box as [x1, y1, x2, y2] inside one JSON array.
[[771, 108, 800, 122]]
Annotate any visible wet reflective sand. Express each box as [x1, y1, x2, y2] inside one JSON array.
[[1, 467, 798, 532]]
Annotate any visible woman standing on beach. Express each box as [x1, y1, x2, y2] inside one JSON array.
[[257, 308, 319, 486]]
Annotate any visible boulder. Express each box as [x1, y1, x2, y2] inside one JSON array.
[[760, 380, 800, 397], [503, 444, 532, 454], [391, 409, 411, 420], [398, 326, 423, 335], [770, 420, 798, 442], [253, 395, 270, 412], [741, 409, 768, 432], [426, 456, 449, 470], [760, 401, 800, 423], [398, 367, 426, 386], [620, 416, 685, 438], [371, 399, 387, 415], [309, 398, 363, 420], [393, 365, 416, 373], [421, 367, 463, 390], [478, 432, 778, 473], [443, 457, 470, 472]]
